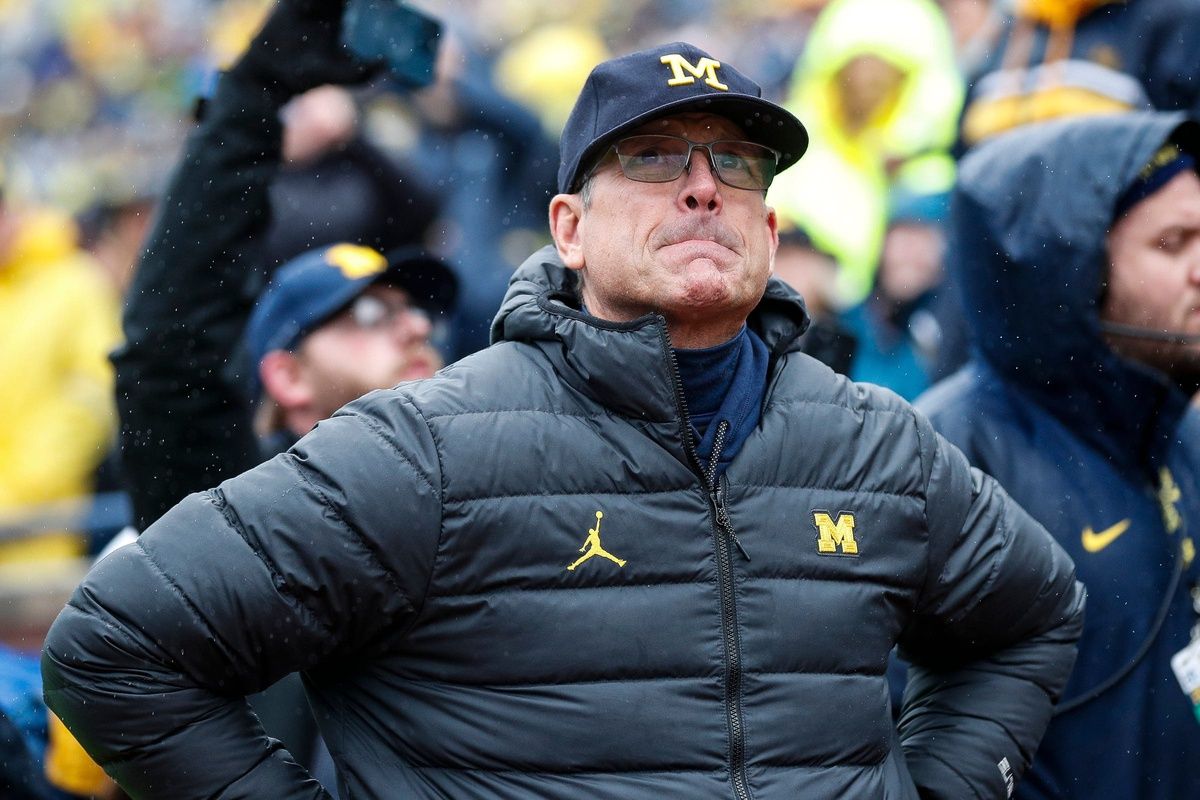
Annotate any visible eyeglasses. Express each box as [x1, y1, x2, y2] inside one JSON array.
[[605, 134, 780, 191], [339, 292, 428, 331]]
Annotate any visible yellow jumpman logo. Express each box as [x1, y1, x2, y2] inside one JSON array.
[[1081, 519, 1132, 553], [566, 511, 626, 571]]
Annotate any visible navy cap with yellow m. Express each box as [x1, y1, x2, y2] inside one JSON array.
[[243, 243, 456, 395], [557, 42, 809, 194]]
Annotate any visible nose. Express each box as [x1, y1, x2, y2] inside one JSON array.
[[678, 145, 722, 212], [1189, 238, 1200, 283], [393, 307, 433, 345]]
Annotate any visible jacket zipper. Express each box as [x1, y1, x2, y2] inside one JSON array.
[[658, 319, 753, 800], [712, 467, 751, 800]]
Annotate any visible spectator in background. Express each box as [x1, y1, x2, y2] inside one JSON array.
[[0, 184, 125, 800], [261, 83, 441, 273], [918, 112, 1200, 799], [245, 245, 455, 453], [75, 193, 156, 300], [771, 0, 963, 305], [772, 225, 857, 375], [405, 29, 559, 358], [0, 186, 121, 565], [843, 188, 948, 400], [959, 0, 1200, 150]]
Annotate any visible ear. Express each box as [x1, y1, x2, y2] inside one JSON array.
[[259, 350, 313, 411], [549, 193, 586, 270], [765, 205, 780, 269]]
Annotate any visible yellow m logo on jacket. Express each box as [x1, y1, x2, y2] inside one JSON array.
[[814, 511, 858, 555]]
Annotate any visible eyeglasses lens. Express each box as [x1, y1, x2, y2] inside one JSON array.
[[613, 134, 778, 191], [347, 294, 426, 329]]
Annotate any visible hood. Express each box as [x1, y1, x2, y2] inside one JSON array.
[[489, 246, 810, 421], [952, 111, 1199, 466], [789, 0, 962, 154]]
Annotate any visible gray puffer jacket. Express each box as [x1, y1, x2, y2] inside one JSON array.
[[43, 247, 1084, 799]]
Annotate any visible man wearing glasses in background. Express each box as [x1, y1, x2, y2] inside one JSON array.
[[244, 244, 455, 451], [42, 4, 1084, 797]]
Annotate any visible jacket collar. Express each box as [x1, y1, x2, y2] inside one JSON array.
[[490, 246, 810, 424]]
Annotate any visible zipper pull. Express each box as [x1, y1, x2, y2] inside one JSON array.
[[715, 481, 751, 561], [730, 530, 751, 562]]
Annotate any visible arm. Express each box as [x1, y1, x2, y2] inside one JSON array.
[[42, 392, 442, 798], [897, 418, 1085, 800], [112, 0, 380, 531]]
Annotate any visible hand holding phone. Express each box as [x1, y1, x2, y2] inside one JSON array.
[[341, 0, 442, 89]]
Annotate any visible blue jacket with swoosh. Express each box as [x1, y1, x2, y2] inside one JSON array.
[[43, 248, 1082, 799], [919, 112, 1200, 800]]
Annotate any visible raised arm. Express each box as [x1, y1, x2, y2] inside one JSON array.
[[42, 393, 442, 797], [897, 418, 1086, 800], [112, 0, 380, 531]]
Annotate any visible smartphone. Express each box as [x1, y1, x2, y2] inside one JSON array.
[[341, 0, 442, 89]]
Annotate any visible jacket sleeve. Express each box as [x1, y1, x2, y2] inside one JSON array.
[[896, 414, 1085, 800], [111, 68, 287, 532], [41, 392, 443, 798]]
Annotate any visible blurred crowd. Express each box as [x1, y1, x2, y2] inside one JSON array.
[[2, 0, 1199, 797]]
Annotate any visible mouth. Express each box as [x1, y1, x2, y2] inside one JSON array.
[[654, 219, 742, 256], [400, 357, 437, 381], [662, 238, 736, 260]]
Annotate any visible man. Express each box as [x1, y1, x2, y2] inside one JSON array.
[[245, 243, 454, 449], [843, 188, 949, 400], [918, 112, 1200, 798], [42, 6, 1084, 798], [772, 225, 858, 376]]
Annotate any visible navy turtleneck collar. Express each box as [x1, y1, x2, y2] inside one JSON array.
[[674, 325, 770, 481], [675, 328, 745, 427]]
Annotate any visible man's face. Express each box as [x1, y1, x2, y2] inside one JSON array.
[[551, 112, 779, 347], [773, 243, 838, 319], [834, 54, 905, 134], [292, 283, 443, 419], [1103, 168, 1200, 384], [878, 222, 944, 304]]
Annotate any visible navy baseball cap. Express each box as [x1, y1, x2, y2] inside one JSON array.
[[245, 243, 457, 371], [557, 41, 809, 194]]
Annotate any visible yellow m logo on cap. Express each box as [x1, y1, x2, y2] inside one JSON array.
[[325, 244, 387, 279], [660, 54, 729, 91], [814, 511, 858, 556]]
